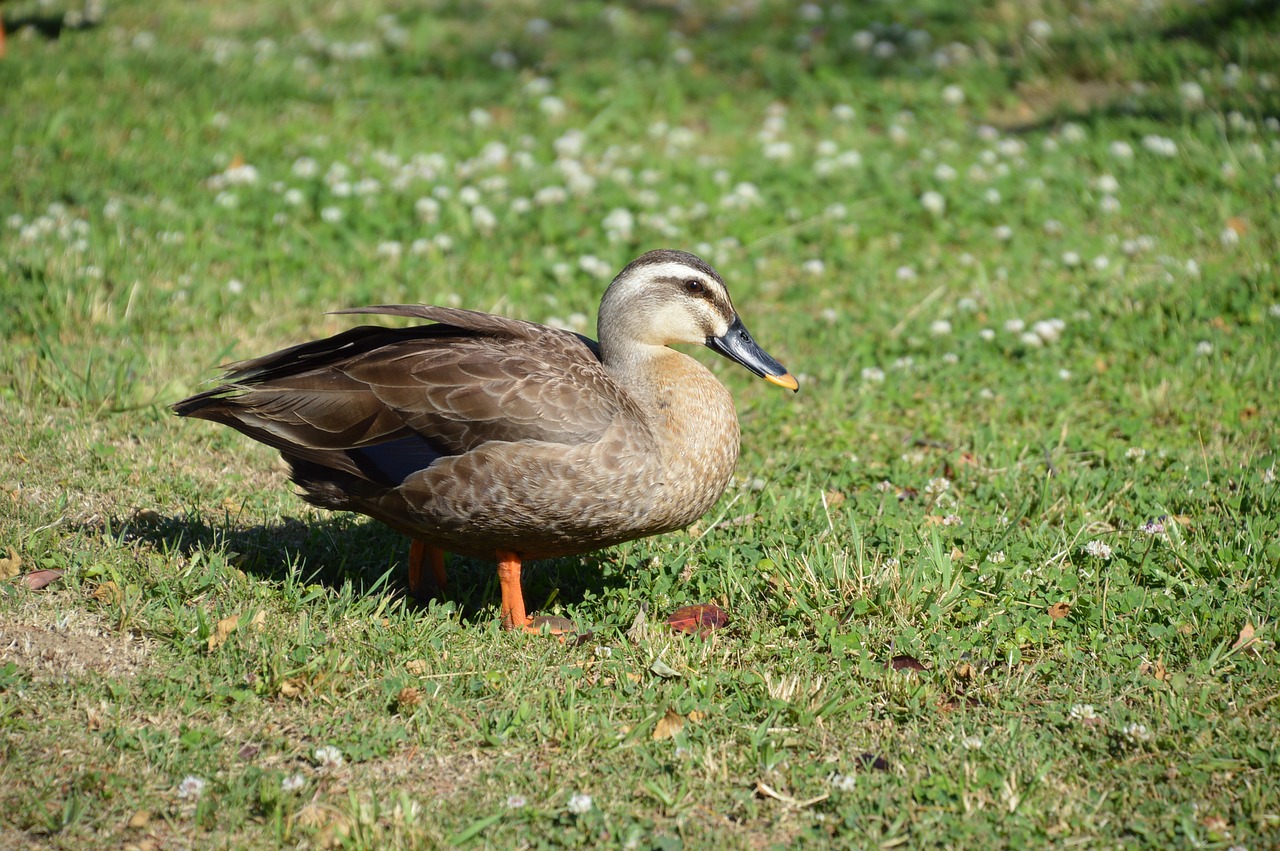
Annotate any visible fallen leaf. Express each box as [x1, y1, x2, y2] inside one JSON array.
[[857, 752, 890, 772], [626, 606, 649, 642], [249, 610, 266, 631], [923, 515, 945, 526], [954, 662, 975, 680], [207, 613, 242, 651], [405, 659, 428, 676], [687, 710, 705, 723], [1225, 216, 1248, 236], [665, 604, 728, 637], [949, 546, 964, 562], [0, 547, 21, 579], [91, 581, 121, 604], [652, 708, 685, 741], [1231, 623, 1258, 654], [650, 658, 681, 679], [22, 569, 63, 590], [1048, 602, 1072, 620], [890, 654, 927, 672], [279, 678, 305, 698], [1139, 659, 1171, 682], [824, 490, 846, 508], [127, 810, 150, 829], [238, 744, 260, 761]]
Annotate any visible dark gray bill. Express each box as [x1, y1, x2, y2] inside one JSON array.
[[706, 317, 798, 391]]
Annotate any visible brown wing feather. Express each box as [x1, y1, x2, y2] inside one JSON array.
[[173, 305, 631, 480]]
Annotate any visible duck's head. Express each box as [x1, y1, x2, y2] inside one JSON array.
[[598, 249, 798, 391]]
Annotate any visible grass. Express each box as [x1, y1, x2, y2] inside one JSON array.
[[2, 0, 1279, 847]]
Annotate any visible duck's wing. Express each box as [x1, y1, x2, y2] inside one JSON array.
[[173, 305, 628, 485]]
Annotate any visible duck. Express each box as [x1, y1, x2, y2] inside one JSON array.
[[173, 249, 797, 632]]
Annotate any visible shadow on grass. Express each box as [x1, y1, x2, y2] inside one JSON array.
[[124, 510, 622, 628]]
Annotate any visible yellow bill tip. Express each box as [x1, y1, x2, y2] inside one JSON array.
[[764, 372, 799, 392]]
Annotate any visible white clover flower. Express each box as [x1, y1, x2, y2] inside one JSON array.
[[1027, 19, 1052, 39], [469, 108, 492, 127], [984, 188, 1002, 205], [803, 258, 826, 276], [539, 95, 566, 118], [567, 793, 593, 814], [603, 207, 634, 242], [895, 266, 917, 282], [471, 205, 497, 234], [177, 776, 207, 800], [930, 319, 952, 336], [1142, 135, 1177, 157], [1062, 251, 1082, 268], [1061, 123, 1087, 143], [1003, 318, 1025, 334], [1220, 227, 1240, 247], [1032, 320, 1062, 343], [832, 103, 856, 121], [933, 163, 957, 182], [1141, 520, 1166, 535], [861, 367, 885, 383], [579, 255, 613, 278], [960, 735, 984, 750], [763, 141, 794, 160], [925, 477, 951, 495], [941, 84, 965, 106], [320, 206, 343, 223], [282, 774, 306, 793], [227, 279, 244, 295], [314, 745, 344, 768], [506, 794, 527, 809], [1093, 255, 1110, 271], [1083, 540, 1112, 560], [987, 551, 1006, 564], [1269, 304, 1280, 318], [283, 188, 305, 206], [376, 240, 402, 259], [1100, 195, 1121, 214], [1109, 140, 1134, 159], [1125, 447, 1147, 460], [994, 224, 1013, 241], [979, 328, 996, 341], [490, 49, 516, 70], [1069, 704, 1098, 721], [921, 190, 946, 215], [1180, 81, 1205, 108], [830, 773, 856, 791], [1122, 723, 1152, 743], [1043, 218, 1063, 236], [943, 514, 963, 527], [1195, 341, 1214, 356]]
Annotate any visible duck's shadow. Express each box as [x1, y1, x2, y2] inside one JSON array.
[[127, 510, 622, 627]]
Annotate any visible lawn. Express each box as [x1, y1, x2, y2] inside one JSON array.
[[2, 0, 1278, 847]]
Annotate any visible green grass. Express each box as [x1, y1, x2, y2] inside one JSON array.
[[2, 0, 1279, 847]]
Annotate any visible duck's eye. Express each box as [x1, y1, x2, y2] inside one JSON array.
[[683, 279, 704, 294]]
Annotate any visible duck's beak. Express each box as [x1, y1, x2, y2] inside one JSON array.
[[707, 317, 799, 392]]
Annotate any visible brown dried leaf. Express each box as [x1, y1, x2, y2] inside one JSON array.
[[954, 662, 974, 680], [0, 547, 21, 579], [207, 613, 242, 651], [1231, 623, 1258, 654], [890, 654, 927, 672], [279, 678, 305, 698], [91, 581, 121, 604], [687, 710, 706, 723], [652, 708, 685, 741], [824, 490, 846, 508], [405, 659, 428, 676], [1048, 602, 1072, 620], [22, 569, 63, 590], [949, 546, 964, 562], [1139, 659, 1171, 682], [127, 810, 151, 829], [665, 604, 728, 637], [248, 610, 266, 631], [626, 606, 649, 642]]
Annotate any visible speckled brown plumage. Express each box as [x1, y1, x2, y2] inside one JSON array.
[[174, 249, 796, 630]]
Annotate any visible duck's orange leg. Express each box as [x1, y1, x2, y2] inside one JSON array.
[[408, 539, 447, 599], [497, 550, 573, 634]]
